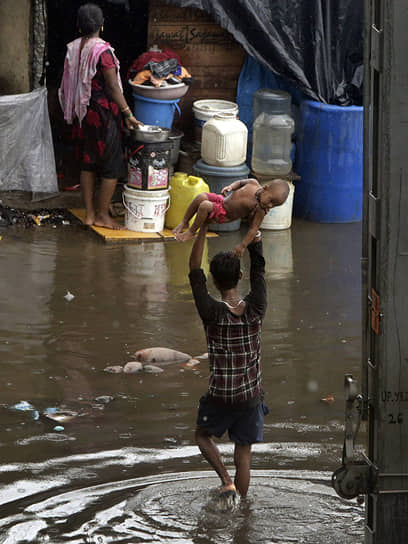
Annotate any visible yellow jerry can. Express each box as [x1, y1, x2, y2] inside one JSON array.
[[165, 173, 209, 229]]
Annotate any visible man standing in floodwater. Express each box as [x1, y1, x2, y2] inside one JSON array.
[[188, 225, 269, 501]]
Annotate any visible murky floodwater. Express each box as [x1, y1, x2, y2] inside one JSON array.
[[0, 219, 363, 543]]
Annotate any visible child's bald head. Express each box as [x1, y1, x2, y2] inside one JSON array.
[[262, 179, 290, 205]]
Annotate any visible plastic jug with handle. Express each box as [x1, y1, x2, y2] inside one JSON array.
[[165, 173, 209, 230], [201, 113, 248, 167]]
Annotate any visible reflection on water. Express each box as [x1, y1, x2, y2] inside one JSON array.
[[0, 238, 56, 359], [263, 229, 293, 281], [0, 220, 362, 542], [0, 466, 364, 543]]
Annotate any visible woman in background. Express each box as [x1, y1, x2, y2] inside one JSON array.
[[59, 3, 142, 229]]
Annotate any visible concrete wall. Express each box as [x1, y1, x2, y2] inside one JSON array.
[[0, 0, 31, 95]]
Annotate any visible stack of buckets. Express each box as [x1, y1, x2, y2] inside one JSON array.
[[122, 89, 182, 233], [192, 99, 250, 232], [122, 139, 171, 233]]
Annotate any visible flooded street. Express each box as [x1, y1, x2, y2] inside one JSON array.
[[0, 219, 364, 543]]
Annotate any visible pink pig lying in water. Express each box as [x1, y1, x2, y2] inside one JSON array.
[[134, 347, 191, 364]]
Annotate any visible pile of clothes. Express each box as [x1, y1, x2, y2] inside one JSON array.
[[127, 47, 193, 88]]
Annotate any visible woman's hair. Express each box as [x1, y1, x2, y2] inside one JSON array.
[[77, 3, 104, 36], [210, 251, 241, 290]]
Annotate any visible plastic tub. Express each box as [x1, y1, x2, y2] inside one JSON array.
[[129, 81, 188, 100], [122, 185, 170, 232], [261, 181, 294, 230], [193, 99, 239, 143], [132, 93, 181, 128], [193, 159, 250, 232], [294, 100, 363, 222]]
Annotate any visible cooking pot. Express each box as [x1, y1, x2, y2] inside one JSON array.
[[168, 129, 184, 165], [133, 125, 170, 143]]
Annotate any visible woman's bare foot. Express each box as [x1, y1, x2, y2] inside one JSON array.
[[84, 211, 95, 226], [176, 229, 196, 242], [94, 213, 125, 230], [172, 221, 188, 236]]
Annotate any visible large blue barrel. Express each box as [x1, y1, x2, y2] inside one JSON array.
[[294, 100, 363, 222], [132, 93, 181, 128], [193, 159, 250, 232]]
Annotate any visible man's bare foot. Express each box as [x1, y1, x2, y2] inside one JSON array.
[[94, 213, 125, 230], [172, 222, 188, 236], [217, 483, 239, 510], [219, 483, 236, 496], [175, 229, 196, 242]]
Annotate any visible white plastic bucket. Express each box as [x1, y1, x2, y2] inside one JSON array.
[[193, 99, 239, 142], [123, 185, 170, 232], [261, 182, 295, 230]]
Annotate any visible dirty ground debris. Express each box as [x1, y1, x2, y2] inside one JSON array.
[[0, 204, 75, 228]]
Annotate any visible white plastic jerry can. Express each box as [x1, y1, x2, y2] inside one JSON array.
[[201, 113, 248, 167]]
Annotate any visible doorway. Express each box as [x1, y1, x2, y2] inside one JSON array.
[[46, 0, 149, 187]]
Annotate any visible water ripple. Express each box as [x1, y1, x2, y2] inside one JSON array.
[[0, 470, 364, 544]]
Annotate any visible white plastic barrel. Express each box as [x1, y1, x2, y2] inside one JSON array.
[[261, 181, 295, 230], [201, 113, 248, 167], [122, 185, 170, 232]]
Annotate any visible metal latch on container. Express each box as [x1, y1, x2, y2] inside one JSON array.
[[332, 462, 371, 500], [332, 375, 376, 499], [371, 25, 383, 72]]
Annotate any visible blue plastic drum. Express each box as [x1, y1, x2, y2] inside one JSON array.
[[132, 93, 181, 128], [294, 100, 363, 222]]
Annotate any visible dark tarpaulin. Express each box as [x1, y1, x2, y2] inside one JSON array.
[[163, 0, 363, 105]]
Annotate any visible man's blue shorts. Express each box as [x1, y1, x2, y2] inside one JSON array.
[[196, 394, 269, 445]]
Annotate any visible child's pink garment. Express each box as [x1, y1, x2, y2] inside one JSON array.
[[207, 193, 228, 224], [58, 37, 123, 126]]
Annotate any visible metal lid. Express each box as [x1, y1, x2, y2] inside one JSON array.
[[253, 89, 292, 115]]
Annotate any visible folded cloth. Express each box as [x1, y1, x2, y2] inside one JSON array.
[[131, 65, 194, 88], [146, 58, 178, 79], [172, 66, 193, 85], [132, 69, 152, 86], [127, 47, 181, 80]]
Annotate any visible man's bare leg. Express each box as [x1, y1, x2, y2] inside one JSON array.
[[234, 443, 252, 497], [195, 428, 236, 494], [80, 170, 96, 226], [94, 177, 124, 230], [176, 200, 214, 242], [172, 193, 210, 237]]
